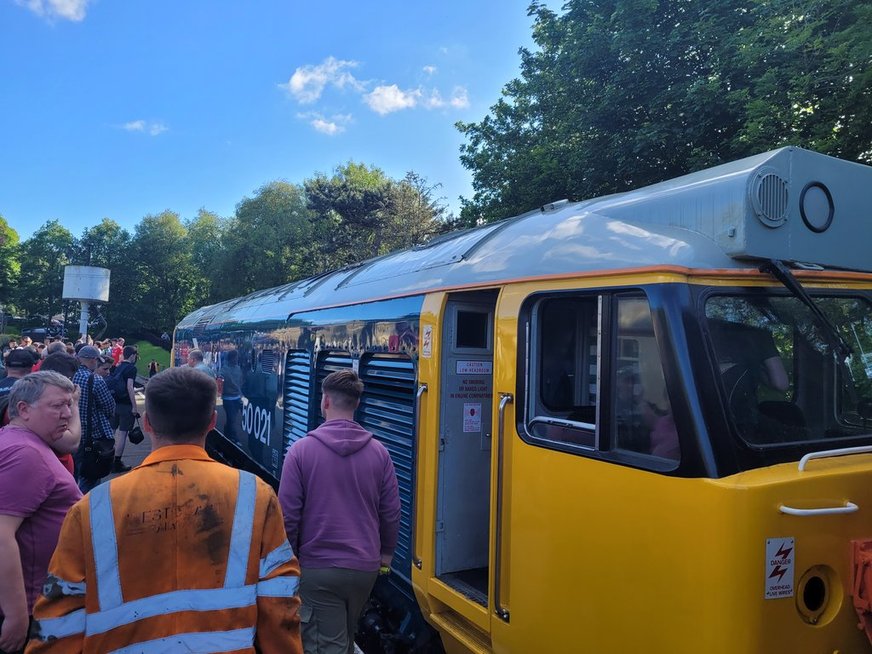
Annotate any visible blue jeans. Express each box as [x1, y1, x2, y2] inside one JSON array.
[[222, 397, 242, 440]]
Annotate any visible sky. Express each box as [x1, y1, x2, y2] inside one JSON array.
[[0, 0, 554, 241]]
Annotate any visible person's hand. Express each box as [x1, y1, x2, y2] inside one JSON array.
[[0, 611, 29, 652], [380, 553, 393, 568]]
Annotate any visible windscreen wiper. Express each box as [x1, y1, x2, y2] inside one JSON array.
[[760, 259, 853, 360]]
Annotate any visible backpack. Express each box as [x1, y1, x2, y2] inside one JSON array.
[[106, 361, 134, 402]]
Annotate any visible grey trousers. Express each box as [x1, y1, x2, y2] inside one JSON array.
[[299, 567, 379, 654]]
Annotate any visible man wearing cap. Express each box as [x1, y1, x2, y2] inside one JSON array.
[[71, 346, 116, 493], [0, 351, 36, 400]]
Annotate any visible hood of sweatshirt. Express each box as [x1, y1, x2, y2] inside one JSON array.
[[310, 419, 373, 456]]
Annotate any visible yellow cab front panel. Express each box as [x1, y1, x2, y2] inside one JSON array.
[[491, 449, 872, 653]]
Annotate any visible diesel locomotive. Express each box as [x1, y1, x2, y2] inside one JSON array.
[[175, 147, 872, 653]]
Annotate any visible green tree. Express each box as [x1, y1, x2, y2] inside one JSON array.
[[0, 215, 20, 310], [305, 163, 447, 271], [131, 211, 200, 333], [305, 162, 397, 271], [390, 172, 450, 245], [219, 182, 313, 299], [457, 0, 872, 222], [16, 220, 75, 323], [187, 209, 227, 304]]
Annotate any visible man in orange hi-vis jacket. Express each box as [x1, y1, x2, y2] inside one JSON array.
[[26, 366, 302, 653]]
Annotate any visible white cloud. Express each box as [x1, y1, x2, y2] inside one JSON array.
[[421, 89, 444, 110], [297, 112, 352, 136], [449, 86, 470, 109], [279, 57, 363, 104], [417, 86, 470, 111], [121, 120, 168, 136], [364, 85, 420, 115], [280, 58, 470, 122], [15, 0, 90, 21], [312, 119, 341, 135]]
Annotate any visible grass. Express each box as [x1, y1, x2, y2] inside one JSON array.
[[133, 341, 172, 378]]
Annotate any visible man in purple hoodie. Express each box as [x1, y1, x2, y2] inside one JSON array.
[[279, 369, 400, 654]]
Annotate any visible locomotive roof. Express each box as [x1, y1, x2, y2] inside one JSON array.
[[177, 147, 872, 331]]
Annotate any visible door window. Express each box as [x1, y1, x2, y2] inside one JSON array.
[[524, 292, 679, 465]]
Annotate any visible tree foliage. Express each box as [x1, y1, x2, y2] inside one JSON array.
[[16, 220, 74, 321], [457, 0, 872, 222], [219, 182, 313, 299], [132, 211, 201, 334], [305, 162, 445, 271], [0, 215, 20, 309], [0, 165, 452, 336], [186, 209, 227, 304]]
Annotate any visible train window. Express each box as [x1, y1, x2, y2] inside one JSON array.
[[527, 296, 599, 447], [611, 297, 677, 460], [456, 310, 490, 349], [705, 293, 872, 446], [525, 292, 679, 464]]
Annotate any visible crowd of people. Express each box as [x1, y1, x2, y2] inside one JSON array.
[[1, 337, 130, 372], [1, 337, 140, 482], [0, 335, 400, 654]]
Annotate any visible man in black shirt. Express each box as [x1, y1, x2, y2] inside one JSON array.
[[110, 345, 140, 472]]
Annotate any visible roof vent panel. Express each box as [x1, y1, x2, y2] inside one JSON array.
[[749, 168, 789, 228]]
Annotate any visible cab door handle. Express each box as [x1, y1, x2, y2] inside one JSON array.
[[494, 392, 513, 622], [412, 383, 427, 570]]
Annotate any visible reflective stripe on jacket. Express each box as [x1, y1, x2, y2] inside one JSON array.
[[27, 444, 302, 654]]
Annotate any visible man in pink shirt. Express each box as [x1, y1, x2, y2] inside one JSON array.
[[279, 370, 400, 654], [0, 372, 82, 653]]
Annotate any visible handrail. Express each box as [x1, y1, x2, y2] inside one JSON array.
[[411, 383, 427, 570], [494, 392, 513, 622], [779, 502, 858, 516], [798, 445, 872, 471]]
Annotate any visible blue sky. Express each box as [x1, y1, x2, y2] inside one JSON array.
[[0, 0, 552, 240]]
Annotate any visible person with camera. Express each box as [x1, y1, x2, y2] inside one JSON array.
[[71, 346, 115, 493]]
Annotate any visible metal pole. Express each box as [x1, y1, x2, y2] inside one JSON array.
[[78, 301, 90, 341]]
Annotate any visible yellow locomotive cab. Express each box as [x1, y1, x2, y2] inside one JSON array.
[[409, 274, 872, 654], [175, 148, 872, 653]]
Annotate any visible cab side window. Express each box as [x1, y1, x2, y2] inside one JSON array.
[[612, 296, 677, 461], [525, 292, 679, 465], [528, 296, 599, 447]]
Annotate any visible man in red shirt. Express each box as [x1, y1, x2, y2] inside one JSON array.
[[110, 339, 124, 367]]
